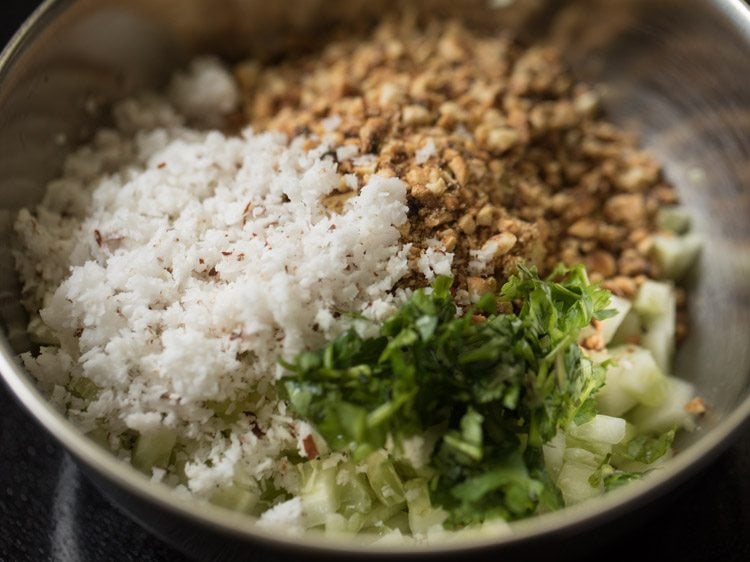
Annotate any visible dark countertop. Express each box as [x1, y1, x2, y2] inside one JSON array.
[[1, 2, 749, 561]]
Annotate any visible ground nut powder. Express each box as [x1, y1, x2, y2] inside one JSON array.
[[236, 16, 677, 299]]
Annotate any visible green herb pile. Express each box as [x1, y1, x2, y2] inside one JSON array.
[[281, 265, 617, 527]]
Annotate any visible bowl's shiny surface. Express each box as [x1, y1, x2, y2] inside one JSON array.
[[1, 0, 749, 559]]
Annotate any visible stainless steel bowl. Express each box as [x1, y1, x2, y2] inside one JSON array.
[[1, 0, 750, 559]]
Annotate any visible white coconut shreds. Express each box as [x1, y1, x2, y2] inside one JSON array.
[[417, 239, 454, 282], [14, 58, 412, 499]]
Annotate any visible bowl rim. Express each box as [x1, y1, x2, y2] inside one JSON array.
[[2, 0, 750, 555]]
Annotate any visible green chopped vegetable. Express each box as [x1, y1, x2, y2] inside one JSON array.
[[618, 429, 675, 465], [596, 345, 668, 416], [603, 470, 644, 491], [298, 459, 340, 528], [405, 478, 448, 534], [651, 233, 702, 281], [281, 265, 616, 526], [131, 427, 177, 473], [656, 206, 692, 235], [69, 376, 99, 400], [364, 450, 406, 506], [634, 280, 677, 374], [629, 376, 696, 434], [210, 485, 259, 514]]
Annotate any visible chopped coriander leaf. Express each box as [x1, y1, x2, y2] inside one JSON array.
[[280, 264, 614, 526], [620, 429, 676, 465]]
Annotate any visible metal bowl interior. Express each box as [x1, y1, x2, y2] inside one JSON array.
[[1, 0, 750, 559]]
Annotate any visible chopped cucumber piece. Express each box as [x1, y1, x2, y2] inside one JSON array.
[[210, 485, 259, 514], [596, 380, 637, 417], [346, 512, 368, 534], [618, 422, 639, 447], [601, 295, 633, 344], [580, 295, 632, 345], [597, 345, 668, 416], [363, 500, 407, 528], [640, 308, 675, 375], [563, 447, 606, 469], [633, 280, 673, 321], [567, 415, 627, 445], [364, 450, 406, 506], [85, 426, 110, 449], [404, 479, 448, 536], [296, 455, 411, 532], [633, 281, 676, 373], [564, 436, 612, 459], [383, 511, 411, 535], [299, 460, 339, 528], [628, 376, 696, 434], [609, 309, 641, 346], [367, 527, 405, 543], [656, 206, 692, 235], [324, 512, 348, 534], [338, 465, 373, 518], [556, 461, 601, 505], [131, 427, 177, 473], [69, 376, 99, 400], [651, 233, 702, 281]]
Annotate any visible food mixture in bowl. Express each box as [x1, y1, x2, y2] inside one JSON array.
[[13, 16, 704, 541]]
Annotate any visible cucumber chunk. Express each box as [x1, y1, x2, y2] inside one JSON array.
[[564, 436, 612, 458], [656, 206, 692, 235], [567, 414, 627, 445], [210, 485, 259, 514], [556, 461, 601, 505], [633, 280, 673, 321], [85, 426, 110, 449], [363, 501, 407, 528], [131, 427, 176, 473], [580, 295, 632, 345], [628, 376, 696, 434], [324, 512, 348, 534], [364, 450, 406, 506], [597, 345, 668, 416], [383, 511, 411, 535], [563, 447, 607, 468], [633, 281, 676, 373], [338, 465, 374, 518], [651, 233, 702, 281], [298, 460, 339, 528], [596, 381, 637, 418], [69, 376, 99, 400], [404, 479, 448, 536], [609, 309, 641, 346], [640, 308, 675, 375]]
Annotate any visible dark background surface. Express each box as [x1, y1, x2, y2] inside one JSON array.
[[1, 2, 749, 561]]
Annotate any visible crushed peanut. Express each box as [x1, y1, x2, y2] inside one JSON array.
[[235, 16, 678, 291], [684, 397, 707, 415]]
